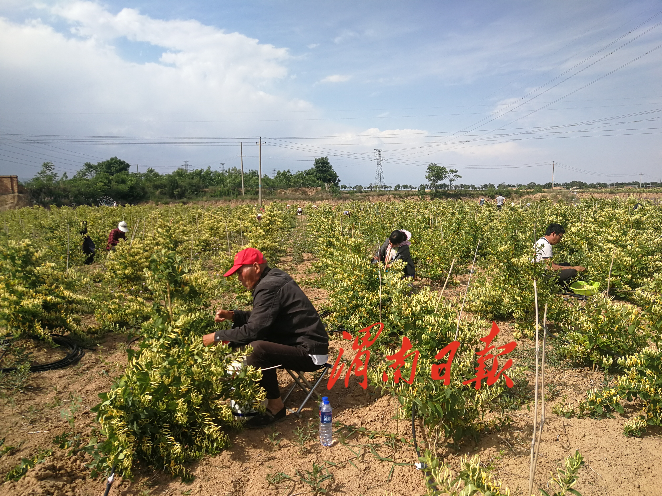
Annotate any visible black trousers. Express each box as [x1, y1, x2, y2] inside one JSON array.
[[242, 341, 320, 400], [557, 262, 578, 283]]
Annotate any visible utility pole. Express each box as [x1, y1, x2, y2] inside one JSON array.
[[136, 164, 139, 174], [638, 173, 643, 188], [183, 160, 189, 173], [552, 161, 554, 189], [220, 162, 225, 172], [258, 137, 262, 207], [240, 142, 245, 196], [374, 149, 384, 190]]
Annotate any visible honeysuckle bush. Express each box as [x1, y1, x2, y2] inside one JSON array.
[[93, 203, 294, 332], [104, 237, 160, 293], [413, 200, 482, 281], [554, 294, 648, 369], [632, 273, 662, 345], [91, 249, 265, 480], [91, 317, 264, 480], [560, 198, 662, 296], [0, 239, 91, 339], [369, 294, 524, 442], [93, 293, 152, 334], [305, 199, 482, 283], [98, 239, 208, 332], [465, 233, 565, 335], [573, 347, 662, 437], [0, 203, 295, 274], [421, 449, 585, 496], [421, 452, 512, 496], [315, 236, 521, 442]]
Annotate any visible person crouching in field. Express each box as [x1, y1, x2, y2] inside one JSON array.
[[374, 229, 415, 279], [533, 223, 585, 286], [106, 221, 128, 250], [202, 248, 329, 428]]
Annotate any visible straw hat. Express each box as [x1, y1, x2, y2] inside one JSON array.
[[118, 221, 128, 232]]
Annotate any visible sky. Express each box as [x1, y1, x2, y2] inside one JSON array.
[[0, 0, 661, 187]]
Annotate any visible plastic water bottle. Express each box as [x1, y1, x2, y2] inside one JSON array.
[[319, 396, 333, 447]]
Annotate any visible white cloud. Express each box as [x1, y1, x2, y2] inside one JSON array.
[[50, 1, 290, 83], [0, 1, 318, 141], [307, 43, 318, 49], [333, 29, 358, 44], [319, 74, 351, 84]]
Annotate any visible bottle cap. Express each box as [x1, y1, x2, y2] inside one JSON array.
[[322, 396, 329, 403]]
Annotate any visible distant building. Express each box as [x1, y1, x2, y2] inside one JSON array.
[[0, 175, 19, 195], [0, 175, 28, 210]]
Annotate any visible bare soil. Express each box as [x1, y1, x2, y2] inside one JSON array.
[[1, 257, 661, 495]]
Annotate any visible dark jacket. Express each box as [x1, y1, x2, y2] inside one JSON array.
[[214, 266, 329, 354], [106, 228, 126, 250], [378, 240, 415, 278]]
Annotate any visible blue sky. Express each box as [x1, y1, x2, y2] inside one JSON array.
[[1, 0, 660, 187]]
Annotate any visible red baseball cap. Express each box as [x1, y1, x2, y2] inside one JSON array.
[[223, 247, 266, 277]]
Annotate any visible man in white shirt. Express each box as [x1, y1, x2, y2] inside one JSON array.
[[534, 223, 585, 284], [496, 195, 505, 210]]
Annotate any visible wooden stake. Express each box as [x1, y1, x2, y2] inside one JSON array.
[[532, 303, 548, 484], [225, 218, 230, 254], [606, 249, 615, 296], [435, 258, 455, 313], [129, 219, 140, 246], [528, 280, 541, 495], [378, 267, 382, 323], [455, 241, 480, 340], [66, 221, 70, 271]]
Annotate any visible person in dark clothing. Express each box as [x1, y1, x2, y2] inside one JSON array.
[[106, 221, 128, 250], [79, 221, 96, 265], [202, 247, 329, 427], [375, 229, 415, 278]]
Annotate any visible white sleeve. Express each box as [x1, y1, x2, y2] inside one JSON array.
[[534, 239, 552, 262]]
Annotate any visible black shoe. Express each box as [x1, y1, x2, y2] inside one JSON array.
[[244, 407, 287, 429]]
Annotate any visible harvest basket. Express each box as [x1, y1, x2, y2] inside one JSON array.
[[570, 281, 599, 296]]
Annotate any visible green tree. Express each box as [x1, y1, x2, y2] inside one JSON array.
[[273, 169, 295, 189], [426, 163, 461, 190], [448, 169, 461, 189], [77, 157, 132, 178], [24, 162, 62, 205], [425, 163, 448, 190], [36, 161, 58, 182], [313, 157, 340, 187]]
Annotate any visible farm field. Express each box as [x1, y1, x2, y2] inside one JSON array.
[[0, 196, 661, 496]]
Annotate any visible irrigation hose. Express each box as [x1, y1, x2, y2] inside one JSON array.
[[411, 403, 426, 470], [103, 465, 116, 496], [411, 403, 420, 457], [0, 335, 85, 373]]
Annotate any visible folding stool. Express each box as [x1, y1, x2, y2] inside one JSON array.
[[282, 363, 332, 417]]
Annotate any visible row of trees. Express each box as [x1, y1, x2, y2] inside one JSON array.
[[23, 157, 341, 206], [20, 157, 658, 207]]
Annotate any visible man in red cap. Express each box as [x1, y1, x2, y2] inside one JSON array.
[[202, 247, 329, 427]]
